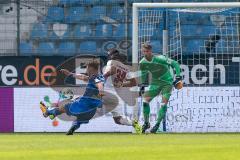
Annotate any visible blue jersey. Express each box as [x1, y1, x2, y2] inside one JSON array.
[[64, 74, 105, 117], [83, 74, 105, 99]]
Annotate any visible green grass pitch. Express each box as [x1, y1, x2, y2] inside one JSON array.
[[0, 133, 240, 160]]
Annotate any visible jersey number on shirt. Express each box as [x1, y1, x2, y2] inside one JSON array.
[[114, 68, 127, 84]]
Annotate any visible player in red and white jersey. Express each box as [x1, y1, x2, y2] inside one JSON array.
[[104, 48, 141, 134]]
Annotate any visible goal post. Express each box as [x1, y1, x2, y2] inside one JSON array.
[[132, 2, 240, 132]]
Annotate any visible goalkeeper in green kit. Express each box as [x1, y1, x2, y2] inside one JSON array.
[[139, 43, 183, 133]]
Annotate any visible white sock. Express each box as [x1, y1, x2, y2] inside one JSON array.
[[119, 116, 133, 126]]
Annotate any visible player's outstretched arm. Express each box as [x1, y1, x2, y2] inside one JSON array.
[[60, 69, 89, 82], [103, 65, 116, 80], [122, 78, 137, 87], [96, 82, 104, 97]]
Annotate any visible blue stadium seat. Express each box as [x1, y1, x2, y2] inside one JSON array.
[[30, 23, 48, 39], [49, 30, 72, 39], [185, 39, 203, 53], [20, 42, 34, 56], [61, 0, 99, 5], [80, 41, 97, 53], [101, 0, 124, 4], [46, 7, 64, 23], [90, 6, 106, 21], [58, 42, 76, 56], [181, 25, 215, 36], [216, 40, 230, 53], [66, 7, 85, 23], [62, 28, 72, 39], [129, 0, 151, 2], [74, 25, 92, 38], [84, 0, 99, 5], [139, 24, 157, 38], [49, 31, 59, 39], [59, 0, 79, 5], [110, 6, 125, 21], [37, 42, 55, 56], [180, 14, 210, 24], [151, 40, 162, 54], [96, 24, 112, 37], [114, 24, 125, 37], [59, 0, 68, 5]]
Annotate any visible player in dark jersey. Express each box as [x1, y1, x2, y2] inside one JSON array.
[[40, 61, 105, 135]]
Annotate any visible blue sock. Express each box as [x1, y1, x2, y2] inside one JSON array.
[[47, 108, 62, 117], [72, 121, 82, 130]]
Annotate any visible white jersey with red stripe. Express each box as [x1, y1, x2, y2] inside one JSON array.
[[104, 59, 139, 121], [105, 60, 130, 87]]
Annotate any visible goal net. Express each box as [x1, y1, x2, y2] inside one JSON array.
[[133, 3, 240, 132]]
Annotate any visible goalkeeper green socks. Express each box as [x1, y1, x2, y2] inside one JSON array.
[[156, 104, 167, 125], [143, 102, 150, 123]]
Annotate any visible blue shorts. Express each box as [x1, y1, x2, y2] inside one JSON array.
[[64, 96, 102, 117]]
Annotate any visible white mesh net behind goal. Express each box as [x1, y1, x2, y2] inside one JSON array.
[[135, 6, 240, 132]]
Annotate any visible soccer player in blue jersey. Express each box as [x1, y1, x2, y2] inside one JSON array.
[[40, 61, 105, 135]]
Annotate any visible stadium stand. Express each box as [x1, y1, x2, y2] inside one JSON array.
[[30, 23, 48, 39], [58, 42, 76, 56], [37, 42, 55, 56], [65, 7, 85, 23], [20, 42, 34, 56], [109, 6, 125, 21], [74, 25, 92, 38], [114, 24, 125, 37], [90, 6, 106, 22], [95, 24, 113, 37], [46, 6, 65, 23], [0, 0, 234, 56], [79, 41, 97, 54]]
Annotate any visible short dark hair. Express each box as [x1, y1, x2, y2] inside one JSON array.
[[108, 48, 119, 56], [87, 60, 99, 70], [107, 48, 122, 61], [141, 42, 152, 50]]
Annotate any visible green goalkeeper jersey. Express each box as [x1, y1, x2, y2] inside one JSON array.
[[140, 55, 181, 85]]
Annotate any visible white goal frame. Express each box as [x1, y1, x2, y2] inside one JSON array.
[[132, 2, 240, 64]]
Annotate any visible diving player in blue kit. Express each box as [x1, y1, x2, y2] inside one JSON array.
[[40, 61, 105, 135]]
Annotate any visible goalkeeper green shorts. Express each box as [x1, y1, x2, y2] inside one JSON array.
[[144, 83, 173, 101]]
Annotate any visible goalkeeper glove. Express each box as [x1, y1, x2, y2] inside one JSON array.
[[173, 76, 183, 90], [138, 83, 148, 96]]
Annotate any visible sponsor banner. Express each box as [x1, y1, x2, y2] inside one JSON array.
[[0, 88, 14, 132], [0, 56, 69, 86], [166, 87, 240, 132], [0, 55, 239, 86], [13, 86, 240, 133], [180, 54, 240, 85], [14, 87, 132, 132]]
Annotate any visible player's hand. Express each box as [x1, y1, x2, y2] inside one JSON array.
[[60, 69, 71, 76], [173, 76, 183, 90], [113, 79, 123, 88]]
